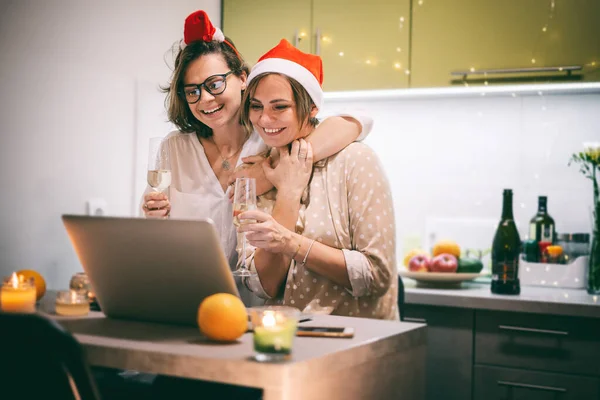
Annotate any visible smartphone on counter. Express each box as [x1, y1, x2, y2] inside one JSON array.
[[296, 326, 355, 338]]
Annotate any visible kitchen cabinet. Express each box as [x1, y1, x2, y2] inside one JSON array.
[[224, 0, 600, 90], [473, 365, 600, 400], [403, 304, 474, 400], [222, 0, 312, 70], [403, 303, 600, 400], [475, 310, 600, 376], [410, 0, 600, 87], [223, 0, 411, 91], [473, 309, 600, 399], [311, 0, 410, 91]]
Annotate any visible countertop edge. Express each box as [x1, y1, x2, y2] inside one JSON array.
[[403, 283, 600, 319]]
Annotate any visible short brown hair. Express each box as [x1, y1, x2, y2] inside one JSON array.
[[240, 73, 319, 134], [162, 38, 250, 138]]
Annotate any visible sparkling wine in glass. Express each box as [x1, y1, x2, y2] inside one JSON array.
[[147, 137, 171, 193], [233, 177, 257, 277]]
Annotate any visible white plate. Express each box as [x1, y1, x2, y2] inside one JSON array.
[[399, 270, 484, 284]]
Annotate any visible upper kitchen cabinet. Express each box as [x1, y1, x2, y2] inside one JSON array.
[[223, 0, 411, 91], [410, 0, 600, 87], [222, 0, 312, 68], [312, 0, 410, 91]]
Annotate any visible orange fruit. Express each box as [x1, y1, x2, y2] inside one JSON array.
[[432, 240, 461, 258], [16, 269, 46, 301], [403, 248, 428, 267], [197, 293, 247, 342]]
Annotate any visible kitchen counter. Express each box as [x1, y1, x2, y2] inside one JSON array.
[[40, 295, 426, 400], [402, 278, 600, 318]]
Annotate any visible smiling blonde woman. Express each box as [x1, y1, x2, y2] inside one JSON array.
[[238, 39, 398, 320]]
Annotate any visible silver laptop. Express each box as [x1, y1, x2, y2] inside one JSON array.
[[61, 215, 239, 326]]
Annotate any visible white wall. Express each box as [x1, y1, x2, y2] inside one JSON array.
[[0, 0, 220, 289], [325, 87, 599, 268]]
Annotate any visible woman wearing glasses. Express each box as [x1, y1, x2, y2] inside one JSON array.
[[142, 11, 372, 275]]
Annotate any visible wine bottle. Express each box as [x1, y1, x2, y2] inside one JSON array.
[[528, 196, 555, 243], [491, 189, 521, 295]]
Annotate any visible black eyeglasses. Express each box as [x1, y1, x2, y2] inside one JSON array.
[[181, 71, 236, 104]]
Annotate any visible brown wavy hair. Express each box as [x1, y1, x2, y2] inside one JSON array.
[[240, 73, 319, 134], [162, 38, 250, 138]]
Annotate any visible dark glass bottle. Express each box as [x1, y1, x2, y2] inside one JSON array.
[[491, 189, 521, 295], [529, 196, 555, 243]]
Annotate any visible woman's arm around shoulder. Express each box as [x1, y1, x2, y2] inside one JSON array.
[[306, 112, 373, 161]]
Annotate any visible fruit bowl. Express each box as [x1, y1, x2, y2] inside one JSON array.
[[399, 270, 486, 287]]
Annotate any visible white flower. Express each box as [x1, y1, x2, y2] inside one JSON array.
[[583, 142, 600, 162]]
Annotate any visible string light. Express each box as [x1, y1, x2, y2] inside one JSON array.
[[338, 51, 344, 57], [531, 0, 556, 66]]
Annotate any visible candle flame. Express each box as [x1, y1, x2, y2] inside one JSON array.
[[71, 290, 77, 303], [262, 311, 276, 327], [10, 272, 18, 288]]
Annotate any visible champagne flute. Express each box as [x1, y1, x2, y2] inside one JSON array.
[[233, 177, 257, 277], [147, 137, 171, 193]]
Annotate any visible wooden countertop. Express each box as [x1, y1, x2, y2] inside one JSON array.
[[40, 295, 426, 400]]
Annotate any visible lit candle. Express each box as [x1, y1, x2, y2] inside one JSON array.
[[250, 306, 299, 362], [55, 290, 90, 316], [1, 272, 37, 313]]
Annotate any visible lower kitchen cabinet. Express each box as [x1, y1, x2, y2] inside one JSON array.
[[473, 365, 600, 400], [475, 310, 600, 376], [403, 304, 474, 400], [403, 301, 600, 400]]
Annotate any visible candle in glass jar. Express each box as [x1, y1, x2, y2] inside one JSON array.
[[250, 306, 299, 362], [1, 272, 36, 313], [55, 290, 90, 316]]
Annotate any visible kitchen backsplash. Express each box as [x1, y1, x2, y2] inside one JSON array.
[[323, 87, 600, 262]]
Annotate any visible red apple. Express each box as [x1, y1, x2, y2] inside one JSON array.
[[430, 253, 458, 273], [408, 254, 431, 272]]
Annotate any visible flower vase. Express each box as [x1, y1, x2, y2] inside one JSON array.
[[588, 200, 600, 295]]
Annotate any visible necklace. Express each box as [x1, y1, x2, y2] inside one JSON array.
[[208, 136, 246, 171]]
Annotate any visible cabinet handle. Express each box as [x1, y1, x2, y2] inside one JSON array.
[[404, 317, 427, 323], [497, 380, 567, 393], [315, 27, 321, 56], [294, 29, 300, 48], [498, 325, 569, 336], [451, 65, 582, 79]]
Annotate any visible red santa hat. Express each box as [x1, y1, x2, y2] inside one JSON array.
[[181, 10, 240, 59], [248, 39, 324, 110]]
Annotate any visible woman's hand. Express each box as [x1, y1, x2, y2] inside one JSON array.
[[238, 209, 296, 255], [264, 139, 313, 198], [227, 155, 274, 201], [143, 192, 170, 218]]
